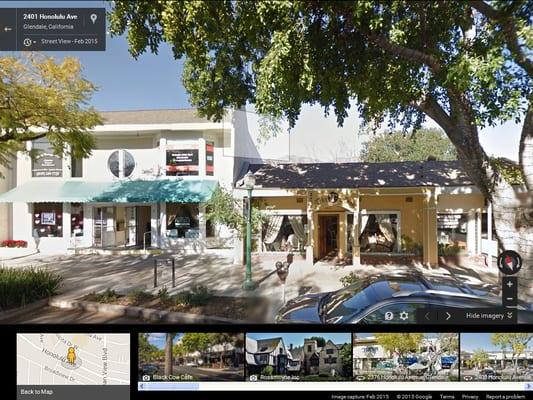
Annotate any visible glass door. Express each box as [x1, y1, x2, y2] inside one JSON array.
[[125, 207, 137, 246]]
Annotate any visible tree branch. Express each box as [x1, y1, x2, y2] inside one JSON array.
[[364, 32, 443, 75], [470, 0, 533, 76]]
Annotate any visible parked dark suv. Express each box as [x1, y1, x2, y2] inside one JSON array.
[[275, 271, 532, 324]]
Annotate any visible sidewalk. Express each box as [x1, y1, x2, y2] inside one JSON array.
[[1, 250, 501, 321]]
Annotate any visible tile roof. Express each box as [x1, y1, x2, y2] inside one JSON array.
[[98, 108, 209, 125], [242, 160, 473, 189]]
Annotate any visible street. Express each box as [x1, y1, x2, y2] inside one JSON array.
[[172, 365, 244, 381]]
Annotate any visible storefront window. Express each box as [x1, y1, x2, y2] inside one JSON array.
[[261, 215, 307, 252], [71, 203, 84, 237], [359, 213, 399, 253], [33, 203, 63, 237], [166, 203, 199, 238], [437, 213, 468, 249], [481, 211, 497, 240]]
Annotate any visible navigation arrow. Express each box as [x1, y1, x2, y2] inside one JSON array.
[[3, 26, 12, 32], [445, 311, 451, 321], [425, 312, 430, 321]]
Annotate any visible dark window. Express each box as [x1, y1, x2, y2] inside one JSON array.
[[330, 357, 337, 364], [310, 356, 319, 366], [326, 349, 334, 355], [166, 203, 199, 238], [124, 150, 135, 177], [71, 203, 83, 237], [71, 155, 83, 177], [307, 345, 312, 352], [108, 150, 135, 178], [33, 203, 63, 238], [262, 215, 308, 252], [108, 151, 120, 178]]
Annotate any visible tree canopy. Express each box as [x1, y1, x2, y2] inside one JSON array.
[[361, 128, 457, 162], [0, 55, 101, 167], [374, 333, 424, 358], [109, 0, 531, 195]]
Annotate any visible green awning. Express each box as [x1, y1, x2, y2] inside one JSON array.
[[0, 179, 217, 203], [93, 179, 218, 203]]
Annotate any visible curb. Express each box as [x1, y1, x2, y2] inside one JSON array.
[[48, 297, 248, 324], [0, 298, 49, 321]]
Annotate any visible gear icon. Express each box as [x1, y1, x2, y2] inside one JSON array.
[[399, 311, 409, 321]]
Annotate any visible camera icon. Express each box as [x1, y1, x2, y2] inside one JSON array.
[[249, 375, 258, 381], [142, 375, 150, 381]]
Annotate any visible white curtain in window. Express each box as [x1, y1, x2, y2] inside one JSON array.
[[288, 216, 306, 244], [375, 214, 396, 243], [263, 215, 284, 244], [360, 214, 370, 234]]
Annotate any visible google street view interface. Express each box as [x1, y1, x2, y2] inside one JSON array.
[[0, 1, 532, 399]]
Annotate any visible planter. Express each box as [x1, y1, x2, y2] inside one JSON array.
[[48, 297, 248, 324]]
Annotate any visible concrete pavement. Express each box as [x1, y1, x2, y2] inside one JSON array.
[[1, 250, 501, 322]]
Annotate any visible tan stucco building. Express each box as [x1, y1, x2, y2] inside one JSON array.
[[237, 160, 493, 267]]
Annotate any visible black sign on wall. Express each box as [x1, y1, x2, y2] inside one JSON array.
[[166, 149, 199, 176], [32, 139, 63, 177]]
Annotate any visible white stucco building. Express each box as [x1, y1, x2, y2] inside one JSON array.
[[0, 109, 261, 254]]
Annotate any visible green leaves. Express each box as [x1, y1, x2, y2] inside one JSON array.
[[205, 186, 264, 239], [361, 128, 457, 162], [0, 55, 101, 167], [109, 0, 531, 128]]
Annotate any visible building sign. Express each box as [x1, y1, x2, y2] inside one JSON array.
[[32, 153, 63, 177], [40, 212, 56, 225], [437, 214, 462, 229], [31, 139, 63, 177], [174, 217, 190, 228], [206, 141, 214, 176], [166, 147, 199, 176]]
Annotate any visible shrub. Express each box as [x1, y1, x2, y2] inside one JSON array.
[[438, 243, 463, 256], [400, 235, 423, 255], [261, 365, 274, 376], [1, 240, 28, 248], [126, 289, 154, 305], [87, 288, 119, 303], [0, 267, 62, 310], [157, 287, 172, 306], [174, 285, 212, 307], [340, 272, 358, 287]]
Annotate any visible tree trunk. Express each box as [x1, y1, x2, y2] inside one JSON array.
[[491, 179, 533, 305], [164, 333, 173, 377]]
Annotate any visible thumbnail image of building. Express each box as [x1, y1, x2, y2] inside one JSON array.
[[352, 333, 459, 381], [245, 333, 351, 381], [460, 333, 533, 382], [139, 333, 244, 382]]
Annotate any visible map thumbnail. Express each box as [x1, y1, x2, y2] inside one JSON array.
[[17, 333, 130, 385]]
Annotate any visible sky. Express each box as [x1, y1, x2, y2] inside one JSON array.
[[146, 333, 184, 350], [460, 333, 533, 353], [246, 333, 351, 346], [1, 0, 523, 161]]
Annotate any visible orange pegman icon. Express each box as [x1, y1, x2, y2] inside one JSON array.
[[67, 347, 76, 365]]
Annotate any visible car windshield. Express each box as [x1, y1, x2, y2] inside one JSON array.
[[323, 278, 425, 323]]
